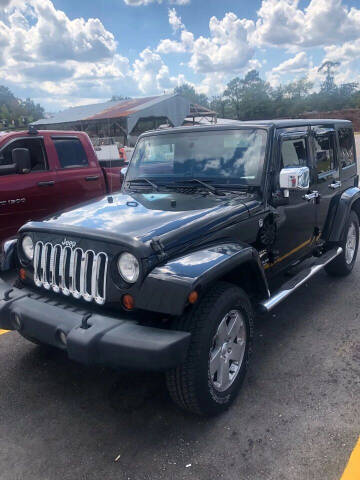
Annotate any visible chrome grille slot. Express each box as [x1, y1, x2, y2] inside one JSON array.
[[33, 241, 108, 305]]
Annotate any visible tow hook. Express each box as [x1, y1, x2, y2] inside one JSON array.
[[81, 313, 92, 330], [3, 289, 13, 301]]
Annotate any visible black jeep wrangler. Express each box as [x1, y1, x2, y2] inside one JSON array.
[[1, 120, 359, 415]]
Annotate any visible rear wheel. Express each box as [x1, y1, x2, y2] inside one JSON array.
[[166, 282, 253, 416], [325, 210, 359, 276]]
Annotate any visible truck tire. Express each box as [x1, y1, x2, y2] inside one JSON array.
[[325, 210, 359, 277], [166, 281, 254, 416]]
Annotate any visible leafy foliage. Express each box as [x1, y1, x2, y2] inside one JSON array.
[[0, 85, 44, 129], [174, 83, 209, 108], [174, 67, 360, 120]]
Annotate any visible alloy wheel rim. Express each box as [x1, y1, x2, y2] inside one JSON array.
[[209, 309, 247, 392], [345, 221, 357, 264]]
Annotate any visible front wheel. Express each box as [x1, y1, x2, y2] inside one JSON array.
[[166, 282, 253, 416], [325, 210, 359, 277]]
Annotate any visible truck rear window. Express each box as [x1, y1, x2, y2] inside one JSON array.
[[53, 138, 89, 169]]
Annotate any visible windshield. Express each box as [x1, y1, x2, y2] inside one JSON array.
[[126, 128, 268, 187]]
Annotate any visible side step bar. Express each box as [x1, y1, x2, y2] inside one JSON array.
[[258, 247, 343, 313]]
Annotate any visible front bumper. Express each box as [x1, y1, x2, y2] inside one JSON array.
[[0, 280, 191, 371]]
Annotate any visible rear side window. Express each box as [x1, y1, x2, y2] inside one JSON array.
[[313, 131, 336, 175], [281, 138, 307, 168], [53, 138, 88, 169], [338, 128, 355, 168]]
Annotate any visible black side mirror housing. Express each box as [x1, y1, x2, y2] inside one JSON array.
[[12, 148, 31, 174]]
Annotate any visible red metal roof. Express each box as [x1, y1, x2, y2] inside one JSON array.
[[86, 96, 160, 120]]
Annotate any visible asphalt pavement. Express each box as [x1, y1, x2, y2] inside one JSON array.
[[0, 256, 359, 480]]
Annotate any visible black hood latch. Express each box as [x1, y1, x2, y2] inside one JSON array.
[[150, 236, 166, 260]]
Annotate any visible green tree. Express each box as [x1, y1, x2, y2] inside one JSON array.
[[209, 95, 229, 118], [174, 83, 209, 108], [0, 85, 44, 128], [223, 70, 272, 120], [223, 77, 243, 119]]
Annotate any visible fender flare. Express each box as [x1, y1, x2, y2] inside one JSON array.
[[328, 187, 360, 243], [137, 242, 269, 316]]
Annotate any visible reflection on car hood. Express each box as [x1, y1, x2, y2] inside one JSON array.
[[42, 191, 254, 244]]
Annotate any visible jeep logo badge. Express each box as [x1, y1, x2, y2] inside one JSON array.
[[62, 238, 77, 249]]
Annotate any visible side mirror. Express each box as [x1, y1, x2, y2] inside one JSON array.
[[279, 166, 309, 191], [12, 148, 31, 174], [121, 166, 128, 178]]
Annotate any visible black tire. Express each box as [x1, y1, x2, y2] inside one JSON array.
[[166, 281, 254, 416], [325, 210, 359, 277]]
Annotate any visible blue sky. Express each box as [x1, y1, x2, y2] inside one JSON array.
[[1, 0, 360, 111]]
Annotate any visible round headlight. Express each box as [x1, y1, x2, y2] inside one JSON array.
[[22, 235, 34, 261], [117, 252, 139, 283]]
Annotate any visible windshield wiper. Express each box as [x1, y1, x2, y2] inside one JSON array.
[[176, 178, 225, 196], [127, 177, 159, 191]]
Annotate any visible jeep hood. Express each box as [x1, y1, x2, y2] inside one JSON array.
[[25, 191, 256, 250]]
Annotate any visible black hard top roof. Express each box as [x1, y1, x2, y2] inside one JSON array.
[[140, 118, 352, 138]]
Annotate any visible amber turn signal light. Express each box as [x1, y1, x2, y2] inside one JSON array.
[[188, 290, 198, 304], [122, 294, 135, 310], [19, 268, 26, 281]]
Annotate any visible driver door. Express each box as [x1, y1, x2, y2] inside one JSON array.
[[0, 137, 57, 242], [271, 132, 316, 271]]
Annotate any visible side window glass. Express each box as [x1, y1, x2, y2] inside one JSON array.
[[0, 138, 47, 176], [338, 128, 355, 168], [281, 138, 307, 168], [314, 132, 335, 175], [53, 138, 88, 169]]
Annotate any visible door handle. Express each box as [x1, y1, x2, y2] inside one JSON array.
[[303, 191, 319, 201], [38, 181, 55, 187], [85, 175, 100, 181], [329, 181, 341, 189]]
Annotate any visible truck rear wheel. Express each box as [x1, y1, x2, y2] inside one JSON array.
[[166, 282, 253, 416], [325, 210, 359, 277]]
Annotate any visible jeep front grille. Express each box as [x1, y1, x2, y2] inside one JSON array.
[[33, 242, 108, 305]]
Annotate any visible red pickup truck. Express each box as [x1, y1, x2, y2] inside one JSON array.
[[0, 129, 124, 243]]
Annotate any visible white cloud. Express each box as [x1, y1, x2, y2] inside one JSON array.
[[3, 0, 360, 111], [324, 40, 360, 64], [124, 0, 159, 5], [272, 52, 309, 74], [157, 10, 255, 74], [0, 0, 185, 109], [124, 0, 190, 5], [168, 7, 183, 33], [255, 0, 360, 48], [0, 0, 117, 66], [169, 0, 190, 5], [157, 29, 194, 53], [189, 13, 255, 73], [132, 47, 183, 93]]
